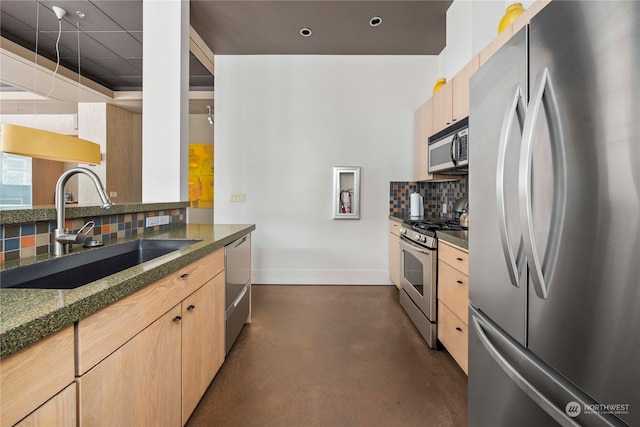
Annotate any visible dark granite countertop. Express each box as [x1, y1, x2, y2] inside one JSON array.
[[0, 201, 190, 225], [0, 223, 255, 359], [437, 230, 469, 250]]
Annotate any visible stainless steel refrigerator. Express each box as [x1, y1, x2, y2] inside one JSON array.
[[468, 2, 639, 426]]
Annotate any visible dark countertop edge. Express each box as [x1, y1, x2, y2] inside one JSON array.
[[437, 230, 469, 250], [0, 201, 190, 225], [0, 223, 255, 359]]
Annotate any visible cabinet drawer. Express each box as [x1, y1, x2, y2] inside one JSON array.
[[439, 240, 468, 275], [389, 220, 401, 237], [0, 326, 74, 427], [438, 301, 468, 374], [15, 382, 76, 427], [438, 261, 469, 322], [76, 248, 224, 375]]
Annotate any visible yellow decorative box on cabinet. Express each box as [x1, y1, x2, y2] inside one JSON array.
[[433, 77, 446, 94], [498, 3, 525, 34]]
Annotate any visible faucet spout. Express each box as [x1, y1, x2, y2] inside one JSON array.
[[53, 167, 114, 256]]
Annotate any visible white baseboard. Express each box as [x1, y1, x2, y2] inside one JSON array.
[[251, 269, 393, 285]]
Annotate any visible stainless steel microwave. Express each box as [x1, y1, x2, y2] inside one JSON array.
[[428, 117, 469, 174]]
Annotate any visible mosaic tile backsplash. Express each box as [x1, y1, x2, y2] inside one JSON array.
[[390, 176, 468, 219], [0, 208, 186, 264]]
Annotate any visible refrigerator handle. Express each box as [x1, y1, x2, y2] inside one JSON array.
[[519, 68, 567, 300], [470, 308, 624, 427], [496, 84, 527, 288]]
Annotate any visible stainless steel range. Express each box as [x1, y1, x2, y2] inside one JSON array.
[[398, 219, 466, 348]]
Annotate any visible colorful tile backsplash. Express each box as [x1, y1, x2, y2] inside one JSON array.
[[0, 208, 186, 264], [390, 176, 468, 219]]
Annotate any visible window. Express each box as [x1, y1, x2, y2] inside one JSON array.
[[0, 152, 32, 207]]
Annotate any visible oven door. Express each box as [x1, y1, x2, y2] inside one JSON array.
[[399, 237, 437, 322]]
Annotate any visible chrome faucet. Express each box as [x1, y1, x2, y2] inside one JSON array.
[[52, 167, 114, 256]]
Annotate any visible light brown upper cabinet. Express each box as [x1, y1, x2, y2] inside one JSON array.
[[432, 54, 478, 134], [451, 55, 480, 123], [432, 80, 453, 133]]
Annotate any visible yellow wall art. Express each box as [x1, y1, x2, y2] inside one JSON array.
[[188, 144, 214, 208]]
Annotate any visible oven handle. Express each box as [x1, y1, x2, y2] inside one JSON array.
[[400, 238, 432, 255]]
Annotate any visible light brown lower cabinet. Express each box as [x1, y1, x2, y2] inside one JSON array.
[[0, 326, 75, 427], [437, 240, 469, 374], [77, 272, 226, 427], [181, 272, 225, 424], [77, 305, 183, 426], [14, 383, 77, 427], [76, 248, 227, 427]]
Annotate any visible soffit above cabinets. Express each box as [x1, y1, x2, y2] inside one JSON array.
[[190, 0, 452, 55]]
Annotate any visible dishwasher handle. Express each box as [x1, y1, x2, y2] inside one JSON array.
[[225, 283, 249, 320]]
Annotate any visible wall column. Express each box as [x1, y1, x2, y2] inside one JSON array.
[[142, 0, 189, 202]]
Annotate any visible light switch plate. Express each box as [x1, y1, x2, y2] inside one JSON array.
[[442, 203, 447, 214], [229, 193, 246, 202], [158, 215, 170, 225], [146, 217, 159, 227]]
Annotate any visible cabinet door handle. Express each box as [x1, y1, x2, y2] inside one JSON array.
[[187, 305, 195, 312], [173, 316, 182, 323], [180, 273, 190, 279], [457, 280, 464, 284], [456, 327, 463, 332], [456, 257, 463, 261]]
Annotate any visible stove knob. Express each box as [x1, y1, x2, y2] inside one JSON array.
[[399, 227, 407, 235], [414, 233, 421, 241], [419, 235, 426, 243]]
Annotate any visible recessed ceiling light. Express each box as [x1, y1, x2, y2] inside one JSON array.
[[300, 27, 312, 37], [369, 16, 383, 27]]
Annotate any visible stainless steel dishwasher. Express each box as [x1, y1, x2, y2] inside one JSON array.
[[224, 233, 251, 354]]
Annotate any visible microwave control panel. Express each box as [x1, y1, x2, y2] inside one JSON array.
[[457, 129, 468, 162]]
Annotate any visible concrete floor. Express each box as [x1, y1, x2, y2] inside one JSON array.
[[186, 285, 468, 427]]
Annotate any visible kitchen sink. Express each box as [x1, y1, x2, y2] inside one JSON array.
[[0, 239, 202, 290]]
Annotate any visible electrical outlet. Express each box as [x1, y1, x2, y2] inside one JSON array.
[[146, 217, 159, 227], [158, 215, 170, 225], [109, 191, 118, 198], [442, 203, 447, 214], [229, 193, 246, 202]]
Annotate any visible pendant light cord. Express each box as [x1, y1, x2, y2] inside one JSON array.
[[44, 17, 63, 101]]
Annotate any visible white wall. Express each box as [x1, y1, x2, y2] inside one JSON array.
[[214, 55, 438, 284], [442, 0, 537, 79]]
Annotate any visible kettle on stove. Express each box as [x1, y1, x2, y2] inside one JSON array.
[[460, 211, 469, 228], [453, 197, 469, 228]]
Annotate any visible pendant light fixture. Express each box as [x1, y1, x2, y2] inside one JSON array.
[[0, 4, 101, 165]]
